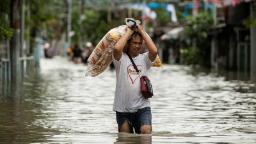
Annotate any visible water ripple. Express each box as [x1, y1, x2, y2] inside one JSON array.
[[0, 57, 255, 143]]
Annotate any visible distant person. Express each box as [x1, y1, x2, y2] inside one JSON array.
[[81, 42, 93, 64], [67, 45, 73, 59], [44, 42, 55, 58], [112, 23, 158, 134], [72, 44, 82, 64]]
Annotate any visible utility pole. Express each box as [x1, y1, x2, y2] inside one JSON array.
[[20, 0, 25, 79], [10, 0, 22, 96], [20, 0, 25, 58], [64, 0, 72, 57]]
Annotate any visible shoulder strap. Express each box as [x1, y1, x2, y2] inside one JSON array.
[[127, 54, 139, 74]]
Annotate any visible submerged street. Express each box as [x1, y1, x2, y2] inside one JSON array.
[[0, 57, 256, 143], [1, 0, 256, 143]]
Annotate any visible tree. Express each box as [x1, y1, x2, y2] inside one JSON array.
[[0, 0, 13, 39], [183, 12, 213, 66]]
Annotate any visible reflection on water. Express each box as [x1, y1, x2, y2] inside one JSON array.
[[0, 57, 256, 143], [115, 133, 152, 144]]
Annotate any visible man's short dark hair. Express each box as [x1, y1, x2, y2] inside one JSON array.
[[128, 32, 142, 44]]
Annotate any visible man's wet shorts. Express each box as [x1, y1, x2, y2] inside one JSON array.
[[116, 107, 152, 134]]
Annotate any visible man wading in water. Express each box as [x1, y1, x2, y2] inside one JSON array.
[[112, 22, 158, 134]]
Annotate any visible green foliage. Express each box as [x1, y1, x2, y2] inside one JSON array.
[[0, 0, 13, 39], [0, 26, 13, 39], [243, 6, 256, 28], [155, 9, 170, 26], [79, 9, 122, 44], [243, 16, 256, 28], [176, 10, 186, 23], [28, 0, 60, 32], [78, 9, 103, 43], [181, 47, 200, 65], [0, 0, 10, 12], [185, 13, 213, 42], [29, 0, 48, 29], [182, 13, 213, 66], [71, 9, 81, 43]]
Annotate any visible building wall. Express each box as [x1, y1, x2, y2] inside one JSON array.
[[251, 28, 256, 80], [251, 2, 256, 80], [210, 2, 254, 78]]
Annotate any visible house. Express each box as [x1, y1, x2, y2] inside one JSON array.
[[209, 0, 256, 80]]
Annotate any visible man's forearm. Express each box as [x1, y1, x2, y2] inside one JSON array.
[[141, 32, 158, 61], [114, 32, 130, 52], [113, 28, 133, 60]]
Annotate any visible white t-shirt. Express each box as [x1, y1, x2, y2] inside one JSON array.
[[112, 52, 153, 112]]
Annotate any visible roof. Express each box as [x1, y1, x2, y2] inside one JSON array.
[[161, 27, 184, 40]]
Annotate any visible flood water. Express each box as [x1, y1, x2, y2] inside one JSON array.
[[0, 57, 256, 144]]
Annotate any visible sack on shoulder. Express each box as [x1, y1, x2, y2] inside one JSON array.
[[140, 76, 153, 99]]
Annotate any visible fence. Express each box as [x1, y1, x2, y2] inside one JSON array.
[[0, 56, 35, 96], [0, 58, 11, 96]]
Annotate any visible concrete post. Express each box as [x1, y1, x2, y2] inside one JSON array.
[[20, 0, 25, 80], [34, 37, 43, 68], [10, 0, 22, 97], [64, 0, 72, 57]]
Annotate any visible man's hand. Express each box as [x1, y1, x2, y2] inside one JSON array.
[[135, 25, 158, 62], [113, 26, 134, 61], [136, 24, 144, 35]]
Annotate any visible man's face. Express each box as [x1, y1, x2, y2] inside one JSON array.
[[128, 35, 143, 57]]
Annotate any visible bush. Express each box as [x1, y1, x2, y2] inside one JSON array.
[[181, 47, 200, 65]]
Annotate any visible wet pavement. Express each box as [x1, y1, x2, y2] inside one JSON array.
[[0, 57, 256, 143]]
